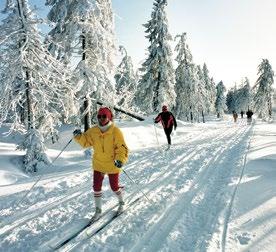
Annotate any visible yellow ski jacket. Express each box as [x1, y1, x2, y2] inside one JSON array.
[[74, 123, 128, 174]]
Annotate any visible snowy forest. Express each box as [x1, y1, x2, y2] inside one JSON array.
[[1, 1, 276, 251], [0, 0, 274, 173]]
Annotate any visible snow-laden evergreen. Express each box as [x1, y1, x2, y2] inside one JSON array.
[[253, 59, 274, 119], [0, 0, 73, 172], [46, 0, 116, 128], [174, 33, 198, 121], [134, 0, 176, 113], [215, 81, 227, 118], [235, 78, 251, 112], [114, 46, 138, 110], [226, 87, 236, 113], [203, 63, 216, 114]]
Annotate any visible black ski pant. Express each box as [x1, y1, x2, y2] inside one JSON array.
[[164, 126, 173, 145]]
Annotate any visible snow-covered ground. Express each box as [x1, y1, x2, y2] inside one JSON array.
[[0, 115, 275, 252]]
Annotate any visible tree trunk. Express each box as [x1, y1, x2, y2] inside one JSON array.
[[202, 110, 205, 123], [81, 33, 86, 61], [96, 101, 144, 121], [81, 33, 91, 131], [84, 96, 91, 131], [190, 106, 193, 122], [268, 99, 272, 118], [25, 71, 34, 130], [153, 71, 161, 112]]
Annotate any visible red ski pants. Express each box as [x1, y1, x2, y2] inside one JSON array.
[[93, 170, 121, 192]]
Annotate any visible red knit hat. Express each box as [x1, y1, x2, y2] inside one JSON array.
[[162, 105, 168, 112], [98, 107, 113, 121]]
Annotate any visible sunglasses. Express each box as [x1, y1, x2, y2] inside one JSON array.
[[97, 114, 107, 119]]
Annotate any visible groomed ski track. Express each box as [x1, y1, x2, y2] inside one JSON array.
[[0, 119, 253, 251]]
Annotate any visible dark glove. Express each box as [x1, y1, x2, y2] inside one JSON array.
[[114, 160, 123, 168], [73, 129, 82, 137], [174, 126, 177, 130]]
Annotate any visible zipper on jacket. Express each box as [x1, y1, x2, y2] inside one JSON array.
[[100, 134, 105, 153]]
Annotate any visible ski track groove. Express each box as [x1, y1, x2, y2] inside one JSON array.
[[54, 194, 143, 252], [139, 124, 240, 196], [0, 167, 90, 220], [0, 120, 252, 251], [52, 125, 235, 251], [128, 124, 251, 252], [187, 126, 251, 252], [71, 123, 248, 251], [221, 123, 255, 252], [126, 123, 237, 194], [0, 183, 91, 237]]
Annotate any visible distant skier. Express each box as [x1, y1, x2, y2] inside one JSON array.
[[154, 105, 177, 150], [73, 107, 128, 220], [241, 111, 244, 118], [246, 109, 254, 124], [233, 111, 238, 123]]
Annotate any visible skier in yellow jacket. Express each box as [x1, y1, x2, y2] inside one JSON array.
[[73, 107, 128, 220]]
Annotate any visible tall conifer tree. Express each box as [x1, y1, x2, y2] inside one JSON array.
[[135, 0, 175, 113], [215, 81, 227, 118], [202, 63, 216, 114], [253, 59, 274, 119], [174, 33, 197, 121], [115, 46, 137, 109], [0, 0, 73, 172], [46, 0, 116, 129]]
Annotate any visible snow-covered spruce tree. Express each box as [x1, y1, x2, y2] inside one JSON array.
[[236, 78, 251, 112], [134, 0, 175, 113], [46, 0, 116, 129], [0, 0, 72, 172], [226, 88, 236, 113], [203, 63, 216, 114], [253, 59, 274, 119], [114, 45, 138, 110], [174, 33, 198, 121], [215, 81, 227, 118], [226, 79, 251, 114]]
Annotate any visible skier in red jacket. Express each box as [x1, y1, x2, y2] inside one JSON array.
[[154, 105, 177, 150]]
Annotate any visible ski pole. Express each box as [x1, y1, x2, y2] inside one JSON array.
[[153, 123, 160, 148], [122, 169, 152, 203], [12, 138, 73, 210], [51, 138, 73, 163]]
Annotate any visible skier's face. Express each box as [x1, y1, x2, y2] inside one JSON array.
[[97, 114, 109, 126]]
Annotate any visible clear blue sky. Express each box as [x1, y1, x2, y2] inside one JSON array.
[[113, 0, 276, 88], [1, 0, 275, 89]]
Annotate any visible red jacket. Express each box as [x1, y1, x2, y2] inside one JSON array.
[[155, 111, 177, 129]]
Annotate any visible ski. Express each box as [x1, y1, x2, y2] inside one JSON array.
[[49, 203, 119, 250], [49, 196, 141, 250], [86, 196, 141, 237], [51, 220, 94, 250]]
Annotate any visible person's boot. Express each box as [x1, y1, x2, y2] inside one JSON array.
[[115, 189, 124, 214], [92, 191, 102, 221]]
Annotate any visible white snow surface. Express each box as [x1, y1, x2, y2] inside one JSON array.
[[0, 116, 275, 252]]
